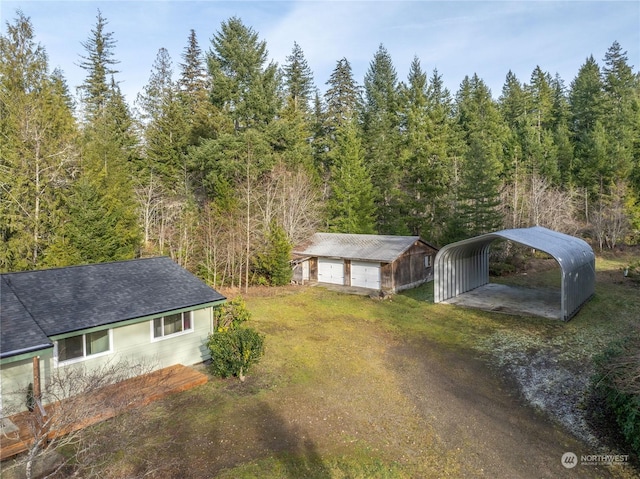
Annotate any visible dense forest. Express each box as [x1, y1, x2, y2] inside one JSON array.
[[1, 10, 639, 287]]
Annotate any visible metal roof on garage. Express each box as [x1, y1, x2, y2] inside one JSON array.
[[293, 233, 433, 263], [433, 226, 595, 321]]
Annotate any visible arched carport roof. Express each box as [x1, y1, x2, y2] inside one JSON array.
[[434, 226, 595, 321]]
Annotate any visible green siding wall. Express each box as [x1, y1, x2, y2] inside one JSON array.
[[0, 307, 214, 413]]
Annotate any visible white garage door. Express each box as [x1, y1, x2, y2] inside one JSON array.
[[351, 261, 381, 289], [318, 258, 345, 285]]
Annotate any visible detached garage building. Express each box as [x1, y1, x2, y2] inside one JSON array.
[[293, 233, 438, 293]]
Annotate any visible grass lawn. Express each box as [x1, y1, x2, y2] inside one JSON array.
[[80, 251, 639, 478]]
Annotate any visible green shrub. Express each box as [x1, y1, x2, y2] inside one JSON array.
[[252, 222, 292, 286], [489, 261, 516, 276], [207, 327, 265, 381], [214, 296, 252, 331], [593, 338, 640, 458]]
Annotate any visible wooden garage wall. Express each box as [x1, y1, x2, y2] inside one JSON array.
[[309, 257, 318, 281], [384, 242, 438, 292]]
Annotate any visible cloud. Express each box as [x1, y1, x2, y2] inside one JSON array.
[[262, 1, 408, 85]]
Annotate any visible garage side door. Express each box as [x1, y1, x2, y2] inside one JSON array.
[[351, 261, 381, 289], [317, 258, 345, 285]]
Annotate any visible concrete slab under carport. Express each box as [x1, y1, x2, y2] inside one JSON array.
[[442, 283, 562, 320]]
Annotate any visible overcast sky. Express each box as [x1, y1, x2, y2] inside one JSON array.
[[2, 1, 639, 105]]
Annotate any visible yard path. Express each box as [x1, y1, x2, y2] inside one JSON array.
[[388, 337, 616, 478], [88, 286, 635, 478]]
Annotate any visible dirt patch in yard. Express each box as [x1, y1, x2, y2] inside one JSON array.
[[63, 282, 637, 478], [95, 331, 626, 478], [387, 338, 619, 478]]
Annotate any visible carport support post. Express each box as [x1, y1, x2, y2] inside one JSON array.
[[33, 356, 41, 401]]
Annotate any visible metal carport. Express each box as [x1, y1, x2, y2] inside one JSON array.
[[434, 226, 596, 321]]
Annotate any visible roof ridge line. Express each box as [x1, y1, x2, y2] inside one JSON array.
[[1, 276, 51, 349], [0, 256, 169, 277]]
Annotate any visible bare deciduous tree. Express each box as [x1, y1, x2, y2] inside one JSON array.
[[4, 358, 162, 479], [134, 174, 165, 252], [590, 181, 633, 251], [255, 163, 322, 246], [501, 173, 579, 234]]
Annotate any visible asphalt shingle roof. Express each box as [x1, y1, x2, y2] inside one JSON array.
[[293, 233, 431, 263], [0, 257, 225, 359], [0, 276, 51, 358]]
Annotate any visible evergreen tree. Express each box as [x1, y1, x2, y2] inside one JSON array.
[[398, 60, 454, 239], [179, 29, 209, 94], [569, 55, 606, 201], [457, 136, 504, 237], [398, 57, 430, 235], [77, 10, 119, 122], [207, 17, 280, 130], [59, 177, 132, 264], [549, 74, 574, 185], [601, 42, 638, 188], [525, 66, 559, 182], [272, 42, 316, 172], [326, 122, 376, 234], [73, 12, 141, 263], [282, 41, 315, 114], [310, 91, 330, 176], [178, 29, 226, 145], [0, 10, 77, 271], [425, 68, 458, 241], [361, 44, 402, 233], [136, 48, 189, 194], [451, 75, 504, 239], [324, 58, 361, 129], [253, 221, 293, 286], [322, 57, 361, 181], [499, 70, 526, 184]]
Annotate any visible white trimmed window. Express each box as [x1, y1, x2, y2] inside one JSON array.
[[152, 311, 193, 340], [56, 330, 112, 365], [425, 255, 433, 268]]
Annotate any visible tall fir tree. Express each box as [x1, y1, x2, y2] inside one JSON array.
[[361, 44, 403, 233], [398, 57, 430, 236], [526, 67, 559, 182], [321, 57, 361, 177], [271, 41, 316, 172], [179, 29, 209, 95], [282, 41, 315, 114], [0, 11, 78, 271], [569, 55, 607, 204], [70, 11, 140, 263], [327, 121, 376, 234], [76, 10, 118, 122], [207, 17, 280, 131], [450, 75, 504, 240], [601, 42, 638, 187], [136, 47, 189, 194], [324, 58, 361, 130], [178, 29, 227, 145], [499, 70, 526, 184], [549, 74, 574, 185], [426, 68, 457, 241], [398, 59, 454, 240]]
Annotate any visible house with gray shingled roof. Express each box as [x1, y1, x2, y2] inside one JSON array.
[[292, 233, 438, 293], [0, 257, 225, 414]]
